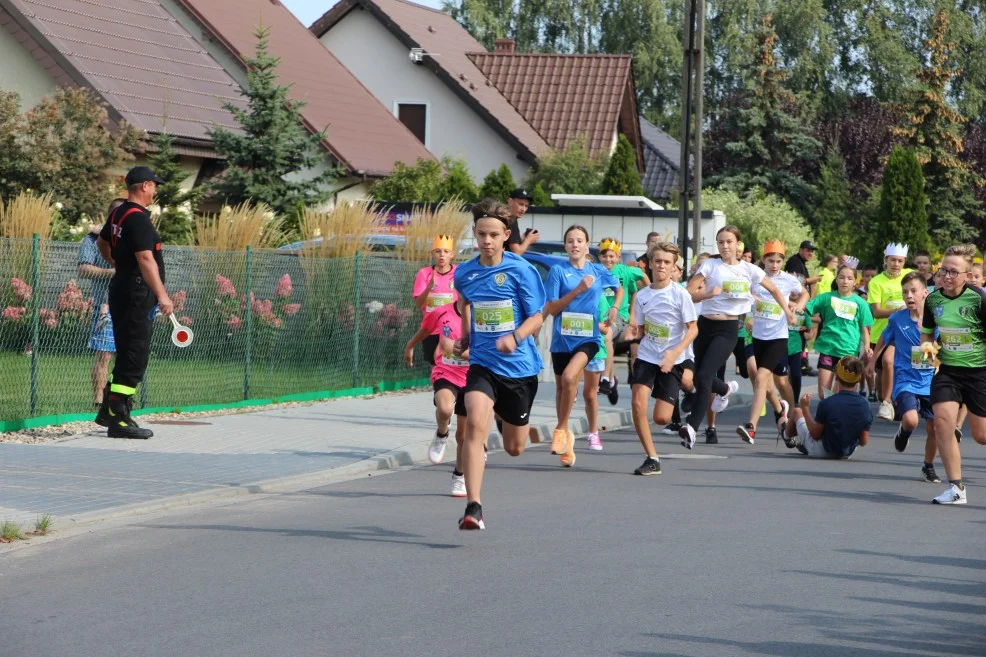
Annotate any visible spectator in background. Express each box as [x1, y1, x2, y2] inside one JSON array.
[[505, 188, 539, 256], [818, 254, 838, 293], [858, 264, 878, 299], [970, 263, 984, 289], [741, 245, 755, 263], [636, 231, 662, 281], [78, 198, 124, 410], [913, 250, 933, 286], [786, 240, 821, 375]]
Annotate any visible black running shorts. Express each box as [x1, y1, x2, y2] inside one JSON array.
[[931, 364, 986, 417], [433, 378, 460, 406], [752, 338, 789, 376], [454, 364, 538, 426], [550, 342, 600, 376], [632, 358, 694, 405]]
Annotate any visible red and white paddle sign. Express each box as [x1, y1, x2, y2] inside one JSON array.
[[169, 313, 194, 348]]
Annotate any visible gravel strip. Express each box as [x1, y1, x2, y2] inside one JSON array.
[[0, 387, 429, 445]]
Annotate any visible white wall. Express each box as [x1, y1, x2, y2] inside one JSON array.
[[518, 210, 727, 259], [320, 8, 530, 184], [0, 25, 57, 108]]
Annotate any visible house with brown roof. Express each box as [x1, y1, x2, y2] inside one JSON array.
[[310, 0, 644, 185]]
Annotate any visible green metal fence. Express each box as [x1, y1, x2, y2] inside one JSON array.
[[0, 236, 432, 426]]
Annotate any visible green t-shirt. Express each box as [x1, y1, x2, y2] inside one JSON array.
[[594, 299, 608, 361], [867, 269, 912, 342], [806, 292, 874, 358], [600, 263, 645, 321], [921, 285, 986, 368], [788, 311, 813, 356]]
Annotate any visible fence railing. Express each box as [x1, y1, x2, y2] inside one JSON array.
[[0, 236, 432, 425]]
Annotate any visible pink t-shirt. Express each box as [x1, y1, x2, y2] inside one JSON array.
[[413, 265, 458, 330], [421, 303, 468, 388]]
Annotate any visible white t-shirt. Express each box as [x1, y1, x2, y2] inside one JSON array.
[[696, 259, 766, 317], [633, 283, 698, 366], [752, 271, 802, 341]]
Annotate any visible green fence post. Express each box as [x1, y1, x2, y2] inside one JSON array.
[[29, 233, 40, 415], [351, 251, 362, 389], [244, 246, 253, 400]]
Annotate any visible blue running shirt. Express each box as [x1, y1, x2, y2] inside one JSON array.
[[545, 261, 619, 353], [883, 308, 935, 398], [454, 251, 546, 378]]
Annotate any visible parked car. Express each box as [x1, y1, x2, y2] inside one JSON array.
[[524, 240, 638, 265], [277, 234, 406, 253]]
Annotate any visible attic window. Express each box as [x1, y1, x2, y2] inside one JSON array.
[[396, 102, 429, 147]]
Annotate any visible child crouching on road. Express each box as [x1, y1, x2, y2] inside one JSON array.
[[784, 356, 873, 458]]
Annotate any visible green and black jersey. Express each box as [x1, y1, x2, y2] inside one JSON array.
[[921, 284, 986, 368]]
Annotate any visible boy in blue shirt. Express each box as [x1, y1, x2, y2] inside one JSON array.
[[867, 271, 942, 483], [784, 356, 873, 458], [452, 199, 547, 530]]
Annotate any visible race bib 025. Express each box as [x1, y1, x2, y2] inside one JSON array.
[[473, 299, 515, 333]]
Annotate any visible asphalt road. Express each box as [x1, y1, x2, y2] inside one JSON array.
[[2, 407, 984, 657]]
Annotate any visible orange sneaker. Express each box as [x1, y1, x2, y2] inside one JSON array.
[[561, 429, 576, 467], [550, 428, 568, 454]]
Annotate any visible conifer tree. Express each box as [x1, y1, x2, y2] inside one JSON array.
[[147, 131, 200, 244], [877, 146, 930, 256], [812, 149, 856, 257], [601, 134, 645, 196], [478, 164, 517, 201]]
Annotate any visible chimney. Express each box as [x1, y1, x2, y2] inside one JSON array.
[[494, 39, 516, 54]]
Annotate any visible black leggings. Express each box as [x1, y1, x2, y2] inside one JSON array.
[[687, 317, 738, 431], [788, 353, 803, 402]]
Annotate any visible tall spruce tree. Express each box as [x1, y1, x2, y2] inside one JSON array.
[[478, 164, 517, 201], [877, 146, 930, 257], [208, 27, 336, 230], [147, 131, 200, 244], [704, 14, 822, 215], [892, 9, 981, 246], [812, 149, 856, 257], [601, 134, 645, 196]]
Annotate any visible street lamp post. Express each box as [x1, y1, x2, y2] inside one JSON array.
[[678, 0, 705, 267]]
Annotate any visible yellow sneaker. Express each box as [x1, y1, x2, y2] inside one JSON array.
[[561, 429, 576, 467], [551, 428, 568, 454]]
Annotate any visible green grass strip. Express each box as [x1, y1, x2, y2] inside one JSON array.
[[0, 378, 431, 433]]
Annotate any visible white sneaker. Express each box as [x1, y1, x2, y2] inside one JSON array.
[[932, 484, 967, 505], [711, 381, 740, 413], [878, 401, 895, 421], [587, 432, 603, 451], [428, 432, 449, 464], [679, 424, 696, 450], [450, 474, 466, 497]]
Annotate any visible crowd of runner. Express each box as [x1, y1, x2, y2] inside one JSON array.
[[405, 194, 986, 530]]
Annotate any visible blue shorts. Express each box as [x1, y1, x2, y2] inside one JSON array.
[[586, 358, 605, 373], [894, 392, 933, 421], [88, 313, 116, 353]]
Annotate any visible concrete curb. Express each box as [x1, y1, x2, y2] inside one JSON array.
[[43, 409, 636, 534]]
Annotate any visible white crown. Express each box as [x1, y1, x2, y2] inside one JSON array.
[[843, 255, 860, 269], [885, 242, 909, 258]]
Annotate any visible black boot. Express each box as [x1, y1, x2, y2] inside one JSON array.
[[105, 394, 153, 439], [94, 383, 112, 427]]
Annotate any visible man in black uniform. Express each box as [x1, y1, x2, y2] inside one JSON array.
[[94, 166, 173, 439], [786, 239, 821, 376], [505, 188, 540, 255]]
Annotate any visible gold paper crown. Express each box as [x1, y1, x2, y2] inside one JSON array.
[[599, 238, 621, 254], [762, 240, 785, 256], [835, 358, 862, 385], [433, 234, 455, 250]]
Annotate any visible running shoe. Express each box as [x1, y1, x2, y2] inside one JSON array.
[[633, 457, 662, 476], [894, 426, 910, 453], [459, 501, 485, 529], [450, 474, 467, 497], [803, 365, 819, 377], [428, 431, 449, 464], [921, 465, 942, 484], [736, 423, 756, 445], [878, 401, 894, 421], [550, 428, 568, 455], [931, 484, 967, 505], [858, 390, 867, 398], [679, 424, 696, 450], [598, 377, 613, 395], [607, 380, 619, 405], [705, 427, 719, 444], [777, 399, 790, 426], [780, 427, 797, 449], [587, 432, 603, 451], [561, 429, 576, 467], [867, 392, 878, 403], [661, 422, 682, 435], [954, 427, 962, 443], [711, 381, 739, 413]]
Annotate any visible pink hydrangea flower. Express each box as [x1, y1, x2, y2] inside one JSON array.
[[216, 274, 237, 298], [283, 303, 301, 317], [274, 273, 293, 298], [179, 316, 193, 327], [11, 278, 32, 302], [173, 290, 187, 314], [1, 306, 27, 322], [227, 315, 242, 331]]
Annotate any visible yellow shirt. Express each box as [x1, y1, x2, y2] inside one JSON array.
[[867, 269, 913, 342], [818, 268, 836, 295]]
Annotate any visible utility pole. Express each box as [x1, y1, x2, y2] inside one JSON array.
[[678, 0, 705, 267]]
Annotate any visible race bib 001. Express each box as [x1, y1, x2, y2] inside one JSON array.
[[560, 312, 594, 337], [426, 292, 454, 311], [910, 346, 934, 370], [722, 280, 750, 298], [939, 327, 973, 352], [754, 299, 783, 321], [473, 299, 515, 333], [645, 320, 671, 344], [831, 297, 858, 321]]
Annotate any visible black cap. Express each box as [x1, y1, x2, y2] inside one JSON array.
[[125, 166, 165, 187], [799, 240, 817, 251], [509, 188, 532, 201]]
